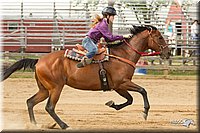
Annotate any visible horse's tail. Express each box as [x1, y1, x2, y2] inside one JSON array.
[[1, 58, 38, 81]]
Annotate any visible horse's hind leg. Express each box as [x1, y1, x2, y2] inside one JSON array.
[[26, 77, 49, 124], [106, 89, 133, 110], [45, 87, 69, 129]]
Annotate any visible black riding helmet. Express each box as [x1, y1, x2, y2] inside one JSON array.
[[102, 6, 117, 16]]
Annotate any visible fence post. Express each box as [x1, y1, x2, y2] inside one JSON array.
[[107, 0, 115, 33], [52, 2, 59, 52], [24, 27, 27, 48], [4, 51, 10, 62], [163, 59, 169, 76], [20, 2, 25, 58], [62, 27, 65, 49]]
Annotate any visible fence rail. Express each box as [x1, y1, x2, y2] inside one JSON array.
[[2, 52, 198, 76], [0, 1, 199, 55]]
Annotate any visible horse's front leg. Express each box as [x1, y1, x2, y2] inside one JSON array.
[[127, 81, 150, 120], [105, 89, 133, 110], [105, 81, 150, 120]]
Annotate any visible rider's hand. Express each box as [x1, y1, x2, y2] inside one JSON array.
[[123, 34, 132, 39]]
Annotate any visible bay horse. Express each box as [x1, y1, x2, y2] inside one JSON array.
[[2, 25, 170, 129]]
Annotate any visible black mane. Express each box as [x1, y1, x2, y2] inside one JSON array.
[[107, 25, 157, 48], [130, 25, 157, 35]]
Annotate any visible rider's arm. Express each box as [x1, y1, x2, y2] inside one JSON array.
[[98, 19, 123, 42]]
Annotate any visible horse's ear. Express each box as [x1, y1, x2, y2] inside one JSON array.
[[147, 26, 152, 34], [130, 25, 136, 34]]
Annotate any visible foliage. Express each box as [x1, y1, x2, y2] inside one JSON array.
[[124, 0, 171, 24], [147, 69, 197, 75]]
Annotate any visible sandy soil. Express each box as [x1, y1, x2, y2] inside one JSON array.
[[1, 77, 198, 132]]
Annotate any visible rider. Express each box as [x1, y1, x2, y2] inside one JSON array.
[[77, 6, 131, 68]]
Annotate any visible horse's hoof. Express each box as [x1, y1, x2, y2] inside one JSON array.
[[66, 127, 73, 130], [105, 100, 114, 107], [40, 123, 57, 129], [25, 123, 39, 129], [48, 123, 57, 129], [143, 112, 148, 120], [61, 123, 69, 129]]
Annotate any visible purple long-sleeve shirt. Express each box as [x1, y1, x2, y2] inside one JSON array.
[[87, 18, 123, 43]]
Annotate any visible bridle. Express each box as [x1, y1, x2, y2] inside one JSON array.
[[148, 27, 169, 54], [105, 27, 169, 68], [124, 27, 168, 56]]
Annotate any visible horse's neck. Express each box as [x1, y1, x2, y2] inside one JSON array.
[[110, 35, 148, 64]]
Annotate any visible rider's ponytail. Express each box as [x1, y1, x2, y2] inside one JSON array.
[[90, 14, 103, 28]]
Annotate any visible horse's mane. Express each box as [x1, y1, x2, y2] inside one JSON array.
[[107, 25, 157, 48], [130, 25, 157, 35]]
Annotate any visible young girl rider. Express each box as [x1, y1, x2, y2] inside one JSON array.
[[77, 6, 131, 68]]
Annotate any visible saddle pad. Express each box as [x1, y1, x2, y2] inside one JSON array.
[[64, 49, 109, 63]]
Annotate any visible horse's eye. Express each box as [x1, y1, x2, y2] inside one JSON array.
[[159, 36, 163, 39]]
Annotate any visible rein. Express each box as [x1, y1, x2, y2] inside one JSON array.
[[124, 39, 161, 56], [104, 53, 136, 68], [107, 29, 167, 68], [123, 28, 168, 56]]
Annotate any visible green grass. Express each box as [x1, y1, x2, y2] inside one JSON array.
[[1, 58, 198, 79], [5, 71, 35, 79], [5, 69, 197, 80], [147, 69, 197, 76]]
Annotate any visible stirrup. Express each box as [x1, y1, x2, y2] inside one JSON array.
[[77, 62, 85, 68], [77, 57, 92, 68]]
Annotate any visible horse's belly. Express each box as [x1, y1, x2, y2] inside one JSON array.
[[66, 76, 102, 91]]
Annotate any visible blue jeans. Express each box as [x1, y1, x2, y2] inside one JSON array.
[[82, 37, 98, 59]]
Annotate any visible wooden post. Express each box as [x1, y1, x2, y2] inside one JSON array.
[[107, 0, 115, 55], [52, 2, 56, 52], [24, 27, 27, 48], [163, 59, 169, 76], [20, 2, 25, 58], [168, 59, 172, 66], [4, 51, 9, 62], [193, 58, 196, 66], [107, 0, 115, 33], [62, 27, 65, 49], [85, 2, 90, 19]]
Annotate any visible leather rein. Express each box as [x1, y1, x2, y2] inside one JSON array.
[[106, 29, 168, 68]]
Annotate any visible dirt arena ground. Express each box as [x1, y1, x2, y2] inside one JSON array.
[[1, 76, 198, 132]]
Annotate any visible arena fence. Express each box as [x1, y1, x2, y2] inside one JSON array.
[[1, 1, 199, 52], [1, 1, 199, 74], [2, 52, 198, 76]]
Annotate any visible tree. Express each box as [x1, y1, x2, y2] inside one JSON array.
[[124, 0, 171, 24], [108, 0, 116, 6]]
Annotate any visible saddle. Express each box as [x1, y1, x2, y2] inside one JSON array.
[[74, 43, 107, 60], [70, 44, 110, 91]]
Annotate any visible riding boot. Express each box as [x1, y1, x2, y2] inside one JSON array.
[[77, 56, 92, 68]]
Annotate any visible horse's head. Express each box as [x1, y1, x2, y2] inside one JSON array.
[[146, 26, 170, 59], [109, 25, 170, 60]]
